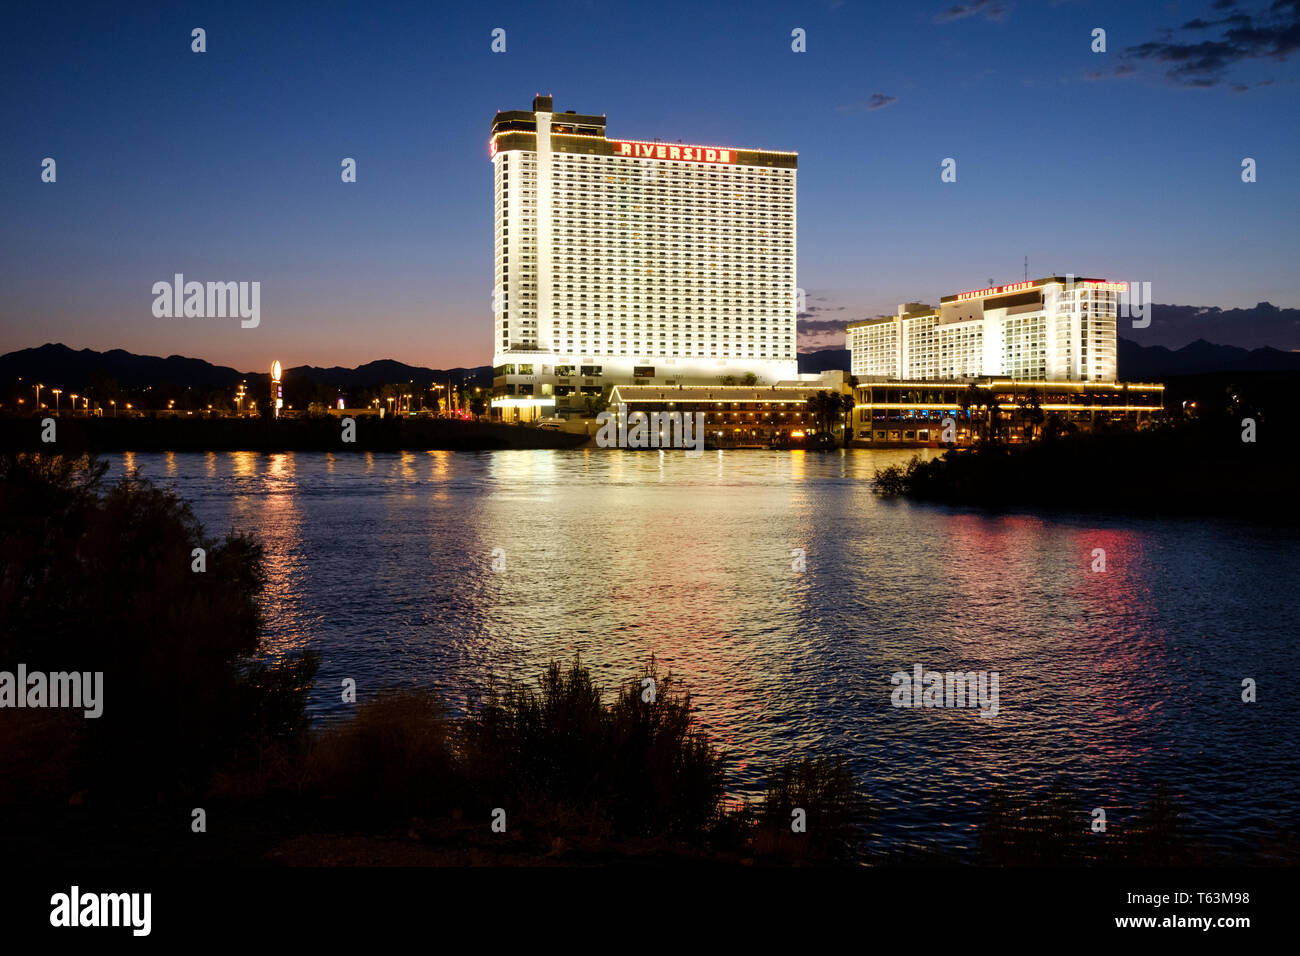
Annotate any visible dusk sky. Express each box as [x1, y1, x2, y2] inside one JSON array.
[[2, 0, 1297, 371]]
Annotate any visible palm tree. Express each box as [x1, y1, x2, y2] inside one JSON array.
[[1017, 388, 1044, 441], [961, 383, 981, 441], [804, 391, 839, 448], [584, 384, 613, 417], [840, 392, 855, 448], [984, 391, 1002, 443], [1043, 411, 1066, 441]]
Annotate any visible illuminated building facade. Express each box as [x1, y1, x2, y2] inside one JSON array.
[[609, 372, 850, 447], [847, 277, 1125, 383], [491, 94, 799, 417], [851, 379, 1164, 445]]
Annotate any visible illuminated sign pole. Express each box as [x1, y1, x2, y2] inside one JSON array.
[[271, 360, 282, 419]]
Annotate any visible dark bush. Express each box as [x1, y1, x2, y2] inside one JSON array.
[[753, 755, 873, 863], [0, 452, 317, 805], [460, 657, 726, 839]]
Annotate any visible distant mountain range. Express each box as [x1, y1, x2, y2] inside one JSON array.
[[0, 344, 492, 390], [797, 348, 851, 374], [2, 339, 1297, 393], [797, 338, 1300, 380], [1133, 302, 1300, 352], [1115, 338, 1300, 379]]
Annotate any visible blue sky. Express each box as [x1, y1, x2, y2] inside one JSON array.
[[1, 0, 1297, 369]]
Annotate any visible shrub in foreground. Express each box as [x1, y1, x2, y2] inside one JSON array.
[[460, 657, 727, 840], [0, 452, 317, 805]]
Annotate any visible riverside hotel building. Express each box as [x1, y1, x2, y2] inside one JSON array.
[[847, 277, 1125, 383], [490, 95, 799, 417], [845, 277, 1163, 444]]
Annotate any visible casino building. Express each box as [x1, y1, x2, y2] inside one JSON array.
[[845, 276, 1163, 444], [490, 95, 799, 418], [847, 276, 1126, 383]]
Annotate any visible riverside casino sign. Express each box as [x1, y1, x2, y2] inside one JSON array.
[[610, 140, 735, 164], [953, 278, 1130, 302], [954, 281, 1036, 302]]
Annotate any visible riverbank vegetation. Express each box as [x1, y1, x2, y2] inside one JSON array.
[[873, 392, 1297, 523]]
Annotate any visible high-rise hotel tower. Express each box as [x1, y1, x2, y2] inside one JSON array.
[[847, 277, 1124, 383], [491, 95, 798, 414]]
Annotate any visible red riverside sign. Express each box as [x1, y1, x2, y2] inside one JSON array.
[[610, 141, 734, 164], [953, 279, 1130, 302], [955, 281, 1035, 302]]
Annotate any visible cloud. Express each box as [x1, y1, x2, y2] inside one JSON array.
[[798, 312, 901, 352], [798, 317, 852, 330], [933, 0, 1011, 24], [797, 301, 846, 318], [1083, 64, 1138, 81], [836, 93, 898, 112], [1123, 0, 1300, 87]]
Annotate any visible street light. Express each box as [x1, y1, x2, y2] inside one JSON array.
[[51, 389, 62, 414], [70, 393, 79, 416], [110, 400, 116, 417]]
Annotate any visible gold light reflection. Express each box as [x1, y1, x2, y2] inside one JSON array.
[[427, 450, 451, 481], [229, 451, 257, 479], [228, 452, 309, 657], [789, 449, 806, 481], [426, 451, 451, 501]]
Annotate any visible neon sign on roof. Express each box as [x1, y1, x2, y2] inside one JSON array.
[[954, 281, 1034, 302], [952, 278, 1130, 302], [611, 141, 734, 164]]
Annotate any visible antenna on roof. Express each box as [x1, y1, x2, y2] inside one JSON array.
[[1024, 256, 1028, 281]]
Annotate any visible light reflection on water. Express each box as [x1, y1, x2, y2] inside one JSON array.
[[105, 450, 1300, 853]]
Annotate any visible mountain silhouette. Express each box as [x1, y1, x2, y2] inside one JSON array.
[[0, 343, 492, 390], [797, 338, 1300, 380], [5, 339, 1296, 392]]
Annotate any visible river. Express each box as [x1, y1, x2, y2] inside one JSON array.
[[105, 449, 1300, 854]]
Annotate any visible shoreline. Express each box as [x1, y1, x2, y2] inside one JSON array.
[[0, 416, 588, 453]]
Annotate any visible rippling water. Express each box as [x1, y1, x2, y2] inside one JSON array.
[[107, 449, 1300, 854]]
